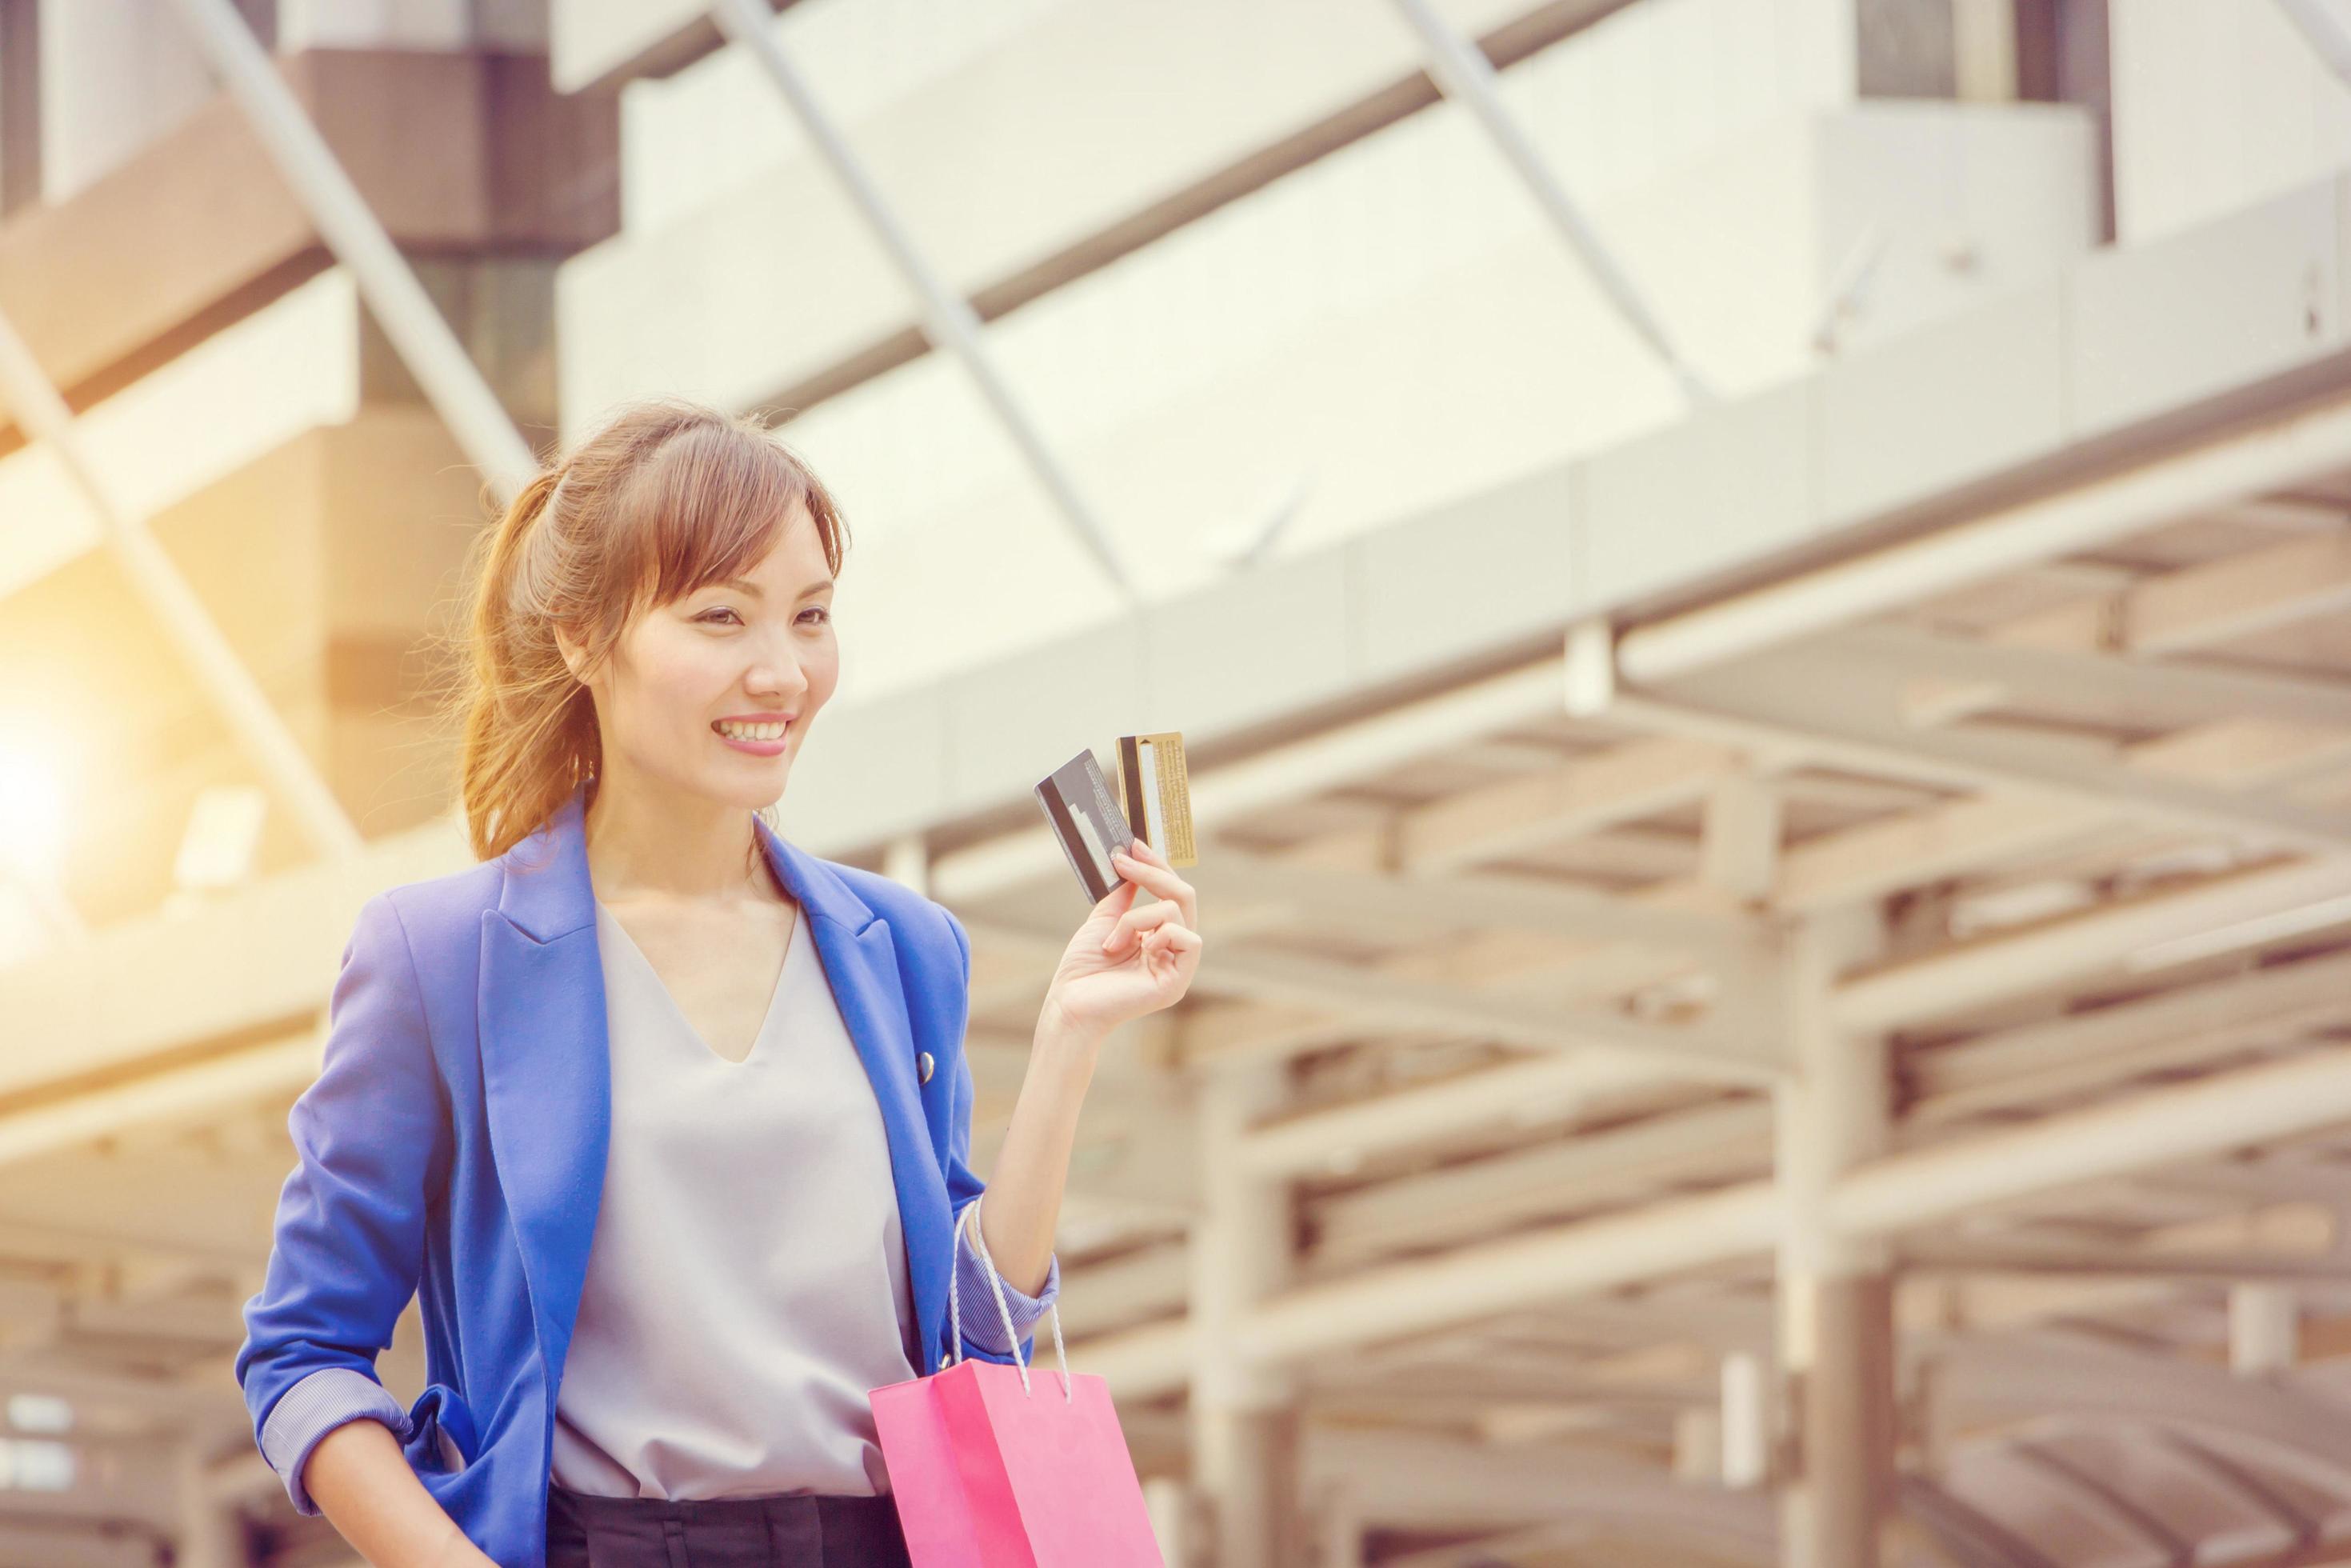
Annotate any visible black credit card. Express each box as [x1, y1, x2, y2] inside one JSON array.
[[1035, 750, 1136, 903]]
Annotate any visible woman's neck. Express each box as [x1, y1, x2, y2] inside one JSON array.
[[581, 769, 771, 902]]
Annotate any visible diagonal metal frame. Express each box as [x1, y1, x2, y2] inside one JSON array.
[[705, 0, 1138, 600], [0, 0, 559, 877], [2277, 0, 2351, 89], [166, 0, 538, 506], [0, 308, 362, 862], [1382, 0, 1713, 406]]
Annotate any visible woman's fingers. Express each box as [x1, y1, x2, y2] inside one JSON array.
[[1111, 845, 1197, 930], [1102, 899, 1185, 954], [1090, 877, 1142, 922]]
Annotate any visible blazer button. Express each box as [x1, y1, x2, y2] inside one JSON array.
[[918, 1051, 935, 1086]]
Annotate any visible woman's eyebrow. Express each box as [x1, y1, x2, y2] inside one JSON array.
[[709, 575, 832, 598]]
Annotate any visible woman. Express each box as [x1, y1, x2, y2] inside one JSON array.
[[234, 401, 1201, 1567]]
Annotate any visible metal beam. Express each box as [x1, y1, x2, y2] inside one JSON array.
[[2277, 0, 2351, 88], [1835, 854, 2351, 1033], [965, 898, 1781, 1083], [0, 306, 363, 861], [1236, 1051, 1698, 1181], [1625, 658, 2351, 854], [1160, 943, 1785, 1084], [1306, 1428, 1776, 1547], [1307, 1098, 1771, 1268], [2159, 1433, 2321, 1548], [166, 0, 537, 504], [1189, 848, 1762, 974], [1900, 1239, 2351, 1282], [1833, 1047, 2351, 1240], [1818, 622, 2351, 736], [1934, 1329, 2351, 1480], [1615, 392, 2351, 684], [706, 0, 1136, 598], [1082, 1045, 2351, 1397], [1905, 946, 2351, 1125], [1896, 1477, 2063, 1568], [0, 1033, 318, 1173], [1381, 0, 1713, 406]]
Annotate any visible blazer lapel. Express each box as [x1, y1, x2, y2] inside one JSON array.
[[477, 785, 610, 1393], [472, 785, 957, 1392], [760, 822, 958, 1374]]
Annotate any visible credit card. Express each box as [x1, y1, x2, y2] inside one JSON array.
[[1115, 732, 1197, 868], [1035, 750, 1136, 903]]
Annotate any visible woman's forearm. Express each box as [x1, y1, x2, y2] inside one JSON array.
[[974, 1013, 1102, 1297], [304, 1419, 496, 1568]]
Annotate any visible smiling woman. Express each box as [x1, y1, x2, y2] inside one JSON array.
[[233, 396, 1201, 1568], [450, 400, 851, 863]]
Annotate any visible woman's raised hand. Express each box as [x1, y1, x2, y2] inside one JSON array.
[[1038, 838, 1202, 1044]]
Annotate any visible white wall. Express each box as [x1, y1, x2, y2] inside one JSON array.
[[2110, 0, 2351, 243], [561, 0, 1869, 443], [38, 0, 550, 208], [39, 0, 214, 202], [279, 0, 547, 51], [743, 104, 2090, 706], [614, 0, 1070, 236]]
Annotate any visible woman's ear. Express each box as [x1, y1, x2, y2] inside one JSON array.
[[554, 626, 587, 684]]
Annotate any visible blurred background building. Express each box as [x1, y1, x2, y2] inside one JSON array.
[[10, 0, 2351, 1563]]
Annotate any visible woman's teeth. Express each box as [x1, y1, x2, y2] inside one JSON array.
[[716, 721, 788, 741]]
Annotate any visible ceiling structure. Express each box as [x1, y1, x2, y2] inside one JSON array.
[[6, 2, 2351, 1566]]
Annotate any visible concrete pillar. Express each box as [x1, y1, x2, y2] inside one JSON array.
[[174, 1444, 249, 1568], [1776, 910, 1893, 1568], [1721, 1350, 1769, 1490], [882, 834, 929, 895], [1316, 1481, 1365, 1568], [2230, 1283, 2298, 1375], [1191, 1062, 1298, 1568], [1143, 1474, 1195, 1568]]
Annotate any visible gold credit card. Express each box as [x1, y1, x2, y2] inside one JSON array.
[[1114, 732, 1197, 868]]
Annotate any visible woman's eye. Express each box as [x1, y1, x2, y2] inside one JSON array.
[[697, 607, 743, 626], [799, 606, 832, 627]]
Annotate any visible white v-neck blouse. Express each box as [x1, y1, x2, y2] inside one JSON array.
[[549, 898, 918, 1498]]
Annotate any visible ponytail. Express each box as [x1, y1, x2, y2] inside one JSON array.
[[451, 466, 597, 862]]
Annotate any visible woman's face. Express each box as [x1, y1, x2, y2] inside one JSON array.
[[584, 501, 839, 813]]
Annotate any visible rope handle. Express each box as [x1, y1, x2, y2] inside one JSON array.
[[946, 1194, 1071, 1402]]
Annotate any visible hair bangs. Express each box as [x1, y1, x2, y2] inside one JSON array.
[[626, 421, 841, 614]]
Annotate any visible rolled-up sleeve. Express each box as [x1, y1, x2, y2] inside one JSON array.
[[259, 1367, 413, 1515], [953, 1209, 1061, 1357]]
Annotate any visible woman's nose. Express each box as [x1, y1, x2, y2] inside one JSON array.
[[746, 658, 808, 701]]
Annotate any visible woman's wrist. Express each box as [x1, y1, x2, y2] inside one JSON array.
[[1032, 1001, 1107, 1067]]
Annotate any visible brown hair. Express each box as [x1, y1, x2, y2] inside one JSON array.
[[446, 399, 849, 862]]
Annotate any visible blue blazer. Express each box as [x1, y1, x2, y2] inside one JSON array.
[[235, 782, 1048, 1566]]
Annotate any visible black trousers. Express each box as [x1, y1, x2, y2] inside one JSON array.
[[546, 1482, 914, 1567]]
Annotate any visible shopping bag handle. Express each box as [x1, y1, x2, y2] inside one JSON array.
[[948, 1194, 1072, 1402]]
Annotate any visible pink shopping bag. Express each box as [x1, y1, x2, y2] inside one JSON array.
[[870, 1198, 1164, 1567]]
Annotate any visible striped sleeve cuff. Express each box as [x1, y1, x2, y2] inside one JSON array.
[[954, 1226, 1061, 1357], [258, 1367, 410, 1516]]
